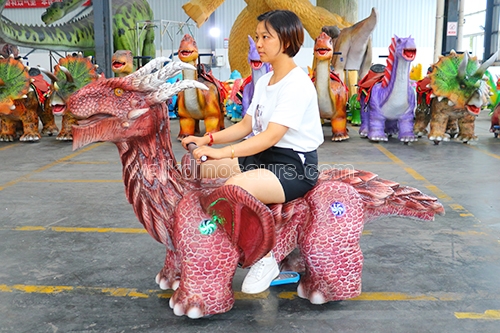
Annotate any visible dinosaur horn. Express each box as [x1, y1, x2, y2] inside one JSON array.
[[131, 61, 196, 92], [37, 67, 58, 82], [129, 57, 171, 78], [147, 79, 208, 105], [475, 51, 499, 77], [457, 51, 468, 79], [59, 66, 74, 83]]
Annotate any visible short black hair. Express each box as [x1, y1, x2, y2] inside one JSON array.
[[257, 10, 304, 57]]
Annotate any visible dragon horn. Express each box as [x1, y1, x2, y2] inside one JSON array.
[[37, 66, 58, 82], [59, 66, 74, 83], [131, 61, 196, 92], [475, 51, 499, 77], [457, 51, 468, 79]]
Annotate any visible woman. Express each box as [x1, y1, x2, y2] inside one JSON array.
[[181, 9, 323, 294]]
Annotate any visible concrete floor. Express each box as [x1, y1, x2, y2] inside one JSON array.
[[1, 112, 499, 333]]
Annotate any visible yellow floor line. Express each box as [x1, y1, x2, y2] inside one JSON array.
[[0, 142, 106, 192], [374, 144, 470, 212], [0, 143, 20, 151], [466, 145, 500, 160], [455, 310, 500, 320]]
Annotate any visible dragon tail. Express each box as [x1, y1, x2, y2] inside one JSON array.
[[319, 169, 445, 223]]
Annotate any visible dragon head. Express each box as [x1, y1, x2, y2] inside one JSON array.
[[429, 50, 498, 114], [178, 34, 199, 63], [0, 56, 30, 115], [393, 35, 416, 62], [314, 32, 333, 61], [68, 58, 208, 150], [47, 54, 101, 116]]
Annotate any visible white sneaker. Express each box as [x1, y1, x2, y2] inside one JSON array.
[[241, 253, 280, 294]]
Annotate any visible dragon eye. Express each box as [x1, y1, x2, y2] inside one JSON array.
[[114, 88, 124, 96]]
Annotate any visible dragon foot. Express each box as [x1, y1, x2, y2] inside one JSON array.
[[0, 133, 16, 141], [428, 134, 450, 142], [368, 135, 388, 142], [456, 134, 478, 143], [56, 131, 73, 141], [398, 135, 417, 143], [40, 124, 59, 136], [19, 132, 41, 142], [296, 270, 362, 304], [168, 286, 234, 318], [331, 132, 349, 142], [155, 272, 180, 291], [414, 129, 428, 138]]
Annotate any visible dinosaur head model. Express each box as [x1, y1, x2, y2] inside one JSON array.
[[178, 34, 199, 64], [314, 32, 334, 61], [429, 50, 497, 116], [68, 58, 207, 150], [111, 50, 134, 77], [247, 35, 271, 72]]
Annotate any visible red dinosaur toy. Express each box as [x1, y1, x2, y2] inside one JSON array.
[[67, 58, 445, 319]]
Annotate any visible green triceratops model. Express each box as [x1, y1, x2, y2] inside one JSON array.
[[0, 0, 155, 63], [0, 57, 58, 142], [413, 50, 497, 143]]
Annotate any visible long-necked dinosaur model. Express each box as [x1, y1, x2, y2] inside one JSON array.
[[312, 31, 349, 141], [358, 36, 417, 142], [67, 57, 444, 318], [176, 34, 226, 141], [0, 0, 155, 60]]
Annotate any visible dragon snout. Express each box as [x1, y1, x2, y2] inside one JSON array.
[[403, 48, 417, 61]]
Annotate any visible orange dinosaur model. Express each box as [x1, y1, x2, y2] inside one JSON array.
[[176, 34, 226, 140], [312, 32, 349, 141], [111, 50, 134, 77]]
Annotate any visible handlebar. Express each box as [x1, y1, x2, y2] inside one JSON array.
[[186, 142, 208, 162]]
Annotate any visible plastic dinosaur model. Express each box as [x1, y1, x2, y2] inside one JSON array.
[[46, 54, 102, 141], [183, 0, 351, 77], [357, 36, 417, 142], [413, 50, 497, 143], [0, 57, 58, 142], [0, 0, 155, 61], [490, 103, 500, 138], [241, 36, 272, 122], [67, 57, 445, 318], [111, 50, 134, 78], [223, 70, 244, 122], [176, 34, 226, 140], [312, 31, 349, 141]]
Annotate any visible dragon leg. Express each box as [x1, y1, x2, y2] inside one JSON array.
[[456, 113, 477, 142], [38, 97, 59, 136], [428, 99, 450, 141], [14, 98, 42, 142], [397, 109, 417, 142], [413, 100, 430, 137], [56, 113, 77, 141], [297, 181, 365, 304], [367, 108, 387, 141], [155, 247, 182, 291], [0, 118, 17, 141]]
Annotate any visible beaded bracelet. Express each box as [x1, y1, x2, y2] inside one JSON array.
[[204, 132, 213, 146]]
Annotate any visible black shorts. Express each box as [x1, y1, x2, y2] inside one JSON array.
[[238, 146, 319, 202]]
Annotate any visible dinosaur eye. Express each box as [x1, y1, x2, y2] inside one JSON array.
[[114, 88, 124, 96]]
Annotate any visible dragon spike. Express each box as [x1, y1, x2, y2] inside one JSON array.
[[37, 67, 58, 82], [457, 51, 468, 79], [147, 79, 208, 104], [59, 66, 74, 83], [475, 51, 499, 77], [129, 57, 172, 78], [54, 82, 60, 91], [131, 61, 196, 92]]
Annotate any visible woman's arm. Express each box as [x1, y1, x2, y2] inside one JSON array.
[[192, 122, 288, 161]]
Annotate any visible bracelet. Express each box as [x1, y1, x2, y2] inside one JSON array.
[[230, 145, 235, 159], [204, 132, 213, 146]]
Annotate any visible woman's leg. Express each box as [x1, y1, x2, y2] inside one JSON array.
[[225, 168, 285, 204], [200, 158, 241, 179]]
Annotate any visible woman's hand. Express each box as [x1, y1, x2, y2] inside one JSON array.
[[192, 145, 229, 161], [181, 135, 209, 150]]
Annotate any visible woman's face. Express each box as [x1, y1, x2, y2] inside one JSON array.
[[255, 21, 283, 64]]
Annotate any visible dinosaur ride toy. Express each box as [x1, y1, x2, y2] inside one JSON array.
[[357, 35, 417, 142], [412, 50, 497, 143], [66, 57, 444, 319], [0, 57, 58, 142], [176, 34, 226, 140], [311, 31, 349, 141]]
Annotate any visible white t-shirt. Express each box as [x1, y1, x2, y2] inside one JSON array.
[[246, 67, 324, 152]]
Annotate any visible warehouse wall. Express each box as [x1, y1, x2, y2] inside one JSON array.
[[0, 0, 451, 80]]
